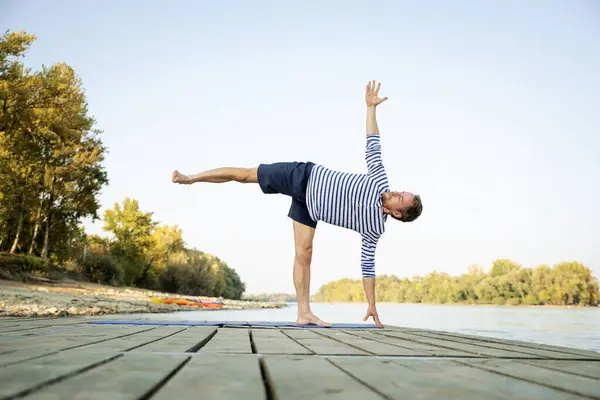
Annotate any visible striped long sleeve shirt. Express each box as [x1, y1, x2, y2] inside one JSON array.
[[306, 134, 390, 278]]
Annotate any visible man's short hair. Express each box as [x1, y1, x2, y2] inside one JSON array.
[[392, 194, 422, 222]]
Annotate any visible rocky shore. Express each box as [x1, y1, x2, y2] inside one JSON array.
[[0, 279, 284, 317]]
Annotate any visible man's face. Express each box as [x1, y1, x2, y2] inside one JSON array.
[[388, 191, 415, 217]]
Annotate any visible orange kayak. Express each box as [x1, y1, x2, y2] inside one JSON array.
[[149, 297, 224, 309]]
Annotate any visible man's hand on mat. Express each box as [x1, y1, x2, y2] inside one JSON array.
[[364, 305, 384, 328], [297, 312, 332, 327], [172, 170, 191, 184], [365, 80, 388, 108]]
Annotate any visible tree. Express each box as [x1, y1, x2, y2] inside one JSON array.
[[314, 260, 598, 306], [0, 30, 108, 261], [103, 197, 157, 285]]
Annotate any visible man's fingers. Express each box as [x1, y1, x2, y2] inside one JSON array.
[[375, 82, 381, 95]]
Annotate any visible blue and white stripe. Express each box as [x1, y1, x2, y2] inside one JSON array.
[[306, 134, 389, 278]]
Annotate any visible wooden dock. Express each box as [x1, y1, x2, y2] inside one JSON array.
[[0, 316, 599, 399]]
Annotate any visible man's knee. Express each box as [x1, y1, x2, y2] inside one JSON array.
[[295, 244, 313, 265]]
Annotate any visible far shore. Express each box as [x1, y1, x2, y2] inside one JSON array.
[[309, 301, 599, 309]]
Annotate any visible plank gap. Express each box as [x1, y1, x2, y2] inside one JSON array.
[[124, 328, 187, 352], [137, 356, 192, 400], [0, 327, 157, 368], [403, 331, 588, 359], [279, 329, 316, 354], [454, 359, 599, 399], [433, 331, 600, 359], [185, 328, 218, 352], [325, 357, 394, 400], [4, 354, 123, 399], [312, 330, 377, 356], [249, 328, 257, 354], [259, 356, 278, 400]]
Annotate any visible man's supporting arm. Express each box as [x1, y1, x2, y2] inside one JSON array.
[[361, 234, 383, 327]]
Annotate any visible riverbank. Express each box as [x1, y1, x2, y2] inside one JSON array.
[[0, 279, 285, 317]]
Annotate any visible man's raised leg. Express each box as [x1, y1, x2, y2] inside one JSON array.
[[293, 220, 331, 326], [172, 167, 257, 184]]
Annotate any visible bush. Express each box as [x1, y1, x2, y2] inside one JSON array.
[[523, 294, 539, 305], [79, 252, 124, 285], [492, 296, 506, 305], [505, 298, 521, 306], [0, 253, 47, 274], [159, 261, 216, 296]]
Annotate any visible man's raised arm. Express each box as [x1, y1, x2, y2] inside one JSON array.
[[365, 81, 388, 175]]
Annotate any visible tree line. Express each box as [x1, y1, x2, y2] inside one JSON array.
[[314, 260, 599, 306], [242, 293, 298, 303], [0, 30, 245, 299]]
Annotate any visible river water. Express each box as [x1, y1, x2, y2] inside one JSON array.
[[148, 302, 600, 352]]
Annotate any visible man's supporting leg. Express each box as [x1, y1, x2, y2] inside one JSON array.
[[172, 167, 258, 184], [293, 220, 331, 326]]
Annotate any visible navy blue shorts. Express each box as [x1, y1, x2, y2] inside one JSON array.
[[257, 161, 317, 228]]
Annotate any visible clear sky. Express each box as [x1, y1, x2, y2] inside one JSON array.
[[2, 0, 599, 294]]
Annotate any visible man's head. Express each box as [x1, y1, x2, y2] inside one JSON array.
[[382, 191, 423, 222]]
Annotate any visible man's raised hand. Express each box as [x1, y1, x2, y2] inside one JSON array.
[[365, 80, 388, 107]]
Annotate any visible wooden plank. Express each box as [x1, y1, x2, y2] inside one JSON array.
[[151, 354, 266, 400], [0, 350, 121, 399], [283, 329, 323, 339], [517, 359, 600, 380], [0, 324, 89, 340], [0, 325, 54, 334], [330, 357, 587, 400], [376, 331, 534, 358], [0, 326, 150, 351], [0, 319, 87, 333], [351, 330, 481, 357], [0, 317, 68, 323], [405, 331, 600, 360], [460, 358, 600, 399], [264, 355, 383, 399], [251, 328, 313, 355], [20, 353, 189, 400], [200, 327, 252, 353], [317, 330, 430, 356], [81, 326, 186, 352], [129, 327, 216, 353], [0, 327, 157, 366], [432, 330, 600, 359], [283, 329, 367, 355]]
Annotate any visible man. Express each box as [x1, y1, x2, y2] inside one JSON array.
[[172, 81, 423, 327]]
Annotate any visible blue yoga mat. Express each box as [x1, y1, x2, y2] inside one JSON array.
[[87, 320, 381, 328]]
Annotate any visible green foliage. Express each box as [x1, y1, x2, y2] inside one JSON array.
[[0, 30, 108, 261], [243, 293, 298, 303], [0, 252, 47, 274], [157, 250, 245, 299], [0, 30, 247, 300], [314, 260, 599, 306], [78, 252, 124, 286]]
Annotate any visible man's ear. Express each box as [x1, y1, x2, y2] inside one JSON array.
[[393, 210, 402, 219]]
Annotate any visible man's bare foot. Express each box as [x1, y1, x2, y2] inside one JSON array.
[[296, 312, 332, 327], [172, 170, 191, 184]]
